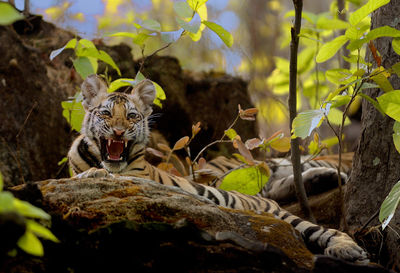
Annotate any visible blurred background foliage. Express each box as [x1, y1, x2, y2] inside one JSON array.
[[13, 0, 364, 145]]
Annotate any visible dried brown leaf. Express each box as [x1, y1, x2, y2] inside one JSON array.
[[157, 143, 172, 152], [145, 147, 165, 158], [173, 136, 189, 151]]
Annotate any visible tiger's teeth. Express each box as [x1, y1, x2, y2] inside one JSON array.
[[108, 139, 112, 146], [119, 157, 123, 160], [107, 155, 111, 160], [124, 141, 128, 148]]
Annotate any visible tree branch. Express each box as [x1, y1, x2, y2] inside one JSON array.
[[289, 0, 315, 223]]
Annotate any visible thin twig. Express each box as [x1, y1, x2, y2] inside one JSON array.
[[193, 140, 232, 164], [16, 101, 37, 138]]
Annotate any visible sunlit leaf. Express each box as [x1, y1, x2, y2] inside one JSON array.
[[329, 95, 351, 108], [203, 20, 233, 47], [76, 48, 121, 76], [73, 56, 97, 79], [321, 135, 340, 148], [141, 19, 161, 32], [151, 81, 166, 108], [379, 180, 400, 230], [270, 137, 291, 153], [371, 70, 393, 92], [176, 13, 201, 33], [349, 0, 390, 26], [0, 2, 24, 25], [108, 78, 134, 92], [377, 90, 400, 121], [393, 38, 400, 56], [316, 17, 349, 30], [49, 38, 77, 61], [161, 29, 184, 43], [219, 165, 269, 195], [393, 121, 400, 154], [0, 191, 14, 211], [174, 1, 193, 18], [225, 129, 237, 140], [17, 231, 44, 256], [327, 108, 351, 126], [325, 68, 355, 85], [357, 92, 385, 116], [316, 35, 348, 63], [13, 199, 51, 220], [26, 220, 59, 243], [291, 109, 326, 139], [187, 0, 208, 11], [61, 99, 85, 132], [345, 24, 370, 40]]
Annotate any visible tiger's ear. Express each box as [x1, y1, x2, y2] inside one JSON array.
[[131, 79, 156, 115], [81, 75, 108, 110]]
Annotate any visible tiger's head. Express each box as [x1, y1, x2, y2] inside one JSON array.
[[80, 74, 156, 172]]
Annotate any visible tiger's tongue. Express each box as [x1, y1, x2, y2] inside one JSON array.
[[106, 140, 124, 160]]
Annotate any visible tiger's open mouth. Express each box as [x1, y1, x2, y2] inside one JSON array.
[[100, 138, 132, 162]]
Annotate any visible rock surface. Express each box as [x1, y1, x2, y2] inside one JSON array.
[[2, 177, 394, 273]]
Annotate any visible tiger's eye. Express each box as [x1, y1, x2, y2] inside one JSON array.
[[100, 110, 111, 116], [128, 113, 140, 120]]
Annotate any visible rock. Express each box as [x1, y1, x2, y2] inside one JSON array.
[[7, 177, 312, 273]]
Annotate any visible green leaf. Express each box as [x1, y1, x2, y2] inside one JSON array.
[[108, 78, 134, 93], [329, 95, 352, 108], [327, 108, 351, 126], [174, 1, 193, 18], [349, 0, 390, 26], [13, 199, 51, 220], [345, 24, 370, 40], [135, 71, 146, 82], [0, 2, 24, 25], [26, 220, 59, 243], [393, 38, 400, 56], [61, 99, 85, 132], [108, 32, 153, 46], [0, 191, 14, 211], [379, 180, 400, 230], [219, 166, 269, 195], [77, 48, 121, 76], [358, 92, 385, 116], [325, 68, 355, 85], [224, 128, 237, 140], [366, 26, 400, 40], [57, 157, 68, 166], [316, 35, 349, 63], [141, 19, 161, 32], [176, 13, 201, 34], [49, 38, 77, 61], [151, 81, 167, 108], [392, 62, 400, 77], [187, 0, 208, 11], [17, 231, 44, 256], [73, 56, 97, 79], [393, 121, 400, 154], [203, 20, 233, 47], [321, 136, 339, 148], [78, 39, 96, 49], [160, 29, 184, 43], [377, 90, 400, 121], [371, 72, 393, 92], [291, 109, 326, 139], [316, 17, 350, 30], [298, 47, 316, 74]]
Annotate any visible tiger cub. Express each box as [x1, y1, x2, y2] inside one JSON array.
[[68, 75, 368, 263], [199, 153, 353, 204]]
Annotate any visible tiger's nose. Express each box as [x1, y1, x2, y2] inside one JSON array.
[[114, 129, 125, 137]]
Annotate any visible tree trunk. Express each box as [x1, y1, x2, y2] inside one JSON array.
[[344, 0, 400, 269]]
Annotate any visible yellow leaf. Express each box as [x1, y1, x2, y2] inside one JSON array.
[[173, 136, 189, 150]]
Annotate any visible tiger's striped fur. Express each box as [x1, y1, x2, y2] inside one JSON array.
[[68, 75, 368, 263], [200, 154, 352, 204]]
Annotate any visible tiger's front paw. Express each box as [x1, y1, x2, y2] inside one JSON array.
[[75, 168, 115, 179], [325, 234, 369, 263]]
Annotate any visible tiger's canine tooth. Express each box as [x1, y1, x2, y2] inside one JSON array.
[[108, 139, 112, 146]]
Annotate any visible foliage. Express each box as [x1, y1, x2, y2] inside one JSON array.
[[379, 180, 400, 230], [0, 172, 59, 256], [0, 2, 24, 25]]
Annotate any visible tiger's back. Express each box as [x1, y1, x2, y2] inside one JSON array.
[[68, 75, 368, 263]]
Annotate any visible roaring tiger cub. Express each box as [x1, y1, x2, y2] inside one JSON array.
[[68, 75, 368, 263]]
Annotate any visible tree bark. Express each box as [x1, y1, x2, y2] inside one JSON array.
[[344, 0, 400, 269]]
